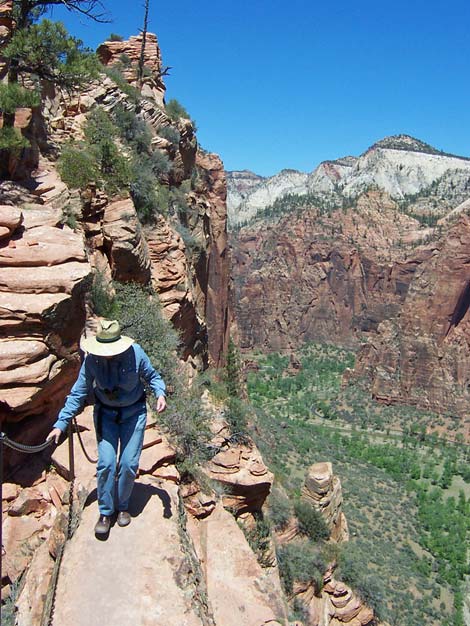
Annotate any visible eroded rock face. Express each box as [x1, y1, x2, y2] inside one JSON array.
[[352, 215, 470, 418], [0, 1, 13, 79], [283, 464, 376, 626], [206, 443, 274, 515], [302, 462, 349, 543], [102, 198, 151, 283], [232, 191, 429, 351], [187, 503, 288, 626], [301, 571, 375, 626], [189, 152, 231, 367], [0, 204, 91, 458], [97, 32, 166, 106]]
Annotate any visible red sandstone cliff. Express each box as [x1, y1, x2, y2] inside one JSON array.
[[352, 214, 470, 421], [232, 190, 431, 352]]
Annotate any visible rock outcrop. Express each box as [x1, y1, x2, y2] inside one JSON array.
[[301, 462, 349, 543], [187, 503, 287, 626], [352, 214, 470, 419], [206, 442, 274, 515], [278, 463, 375, 626], [188, 152, 231, 367], [97, 32, 166, 106]]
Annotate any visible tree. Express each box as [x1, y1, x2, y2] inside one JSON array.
[[225, 338, 242, 398], [0, 1, 107, 163], [137, 0, 150, 90]]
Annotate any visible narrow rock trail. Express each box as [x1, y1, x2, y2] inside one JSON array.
[[51, 475, 203, 626]]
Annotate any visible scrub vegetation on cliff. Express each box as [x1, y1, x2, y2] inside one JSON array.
[[246, 342, 470, 626]]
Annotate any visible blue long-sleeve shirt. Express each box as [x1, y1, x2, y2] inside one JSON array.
[[54, 343, 166, 432]]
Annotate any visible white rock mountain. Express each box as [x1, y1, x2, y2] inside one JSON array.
[[227, 134, 470, 227]]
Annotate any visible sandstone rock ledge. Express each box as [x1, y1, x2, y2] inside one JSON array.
[[0, 203, 91, 460]]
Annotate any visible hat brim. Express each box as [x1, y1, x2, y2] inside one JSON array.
[[80, 335, 134, 357]]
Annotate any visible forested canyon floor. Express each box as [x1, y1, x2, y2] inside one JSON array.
[[246, 342, 470, 626]]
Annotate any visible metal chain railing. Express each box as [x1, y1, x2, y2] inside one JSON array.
[[72, 417, 98, 464], [0, 418, 98, 626]]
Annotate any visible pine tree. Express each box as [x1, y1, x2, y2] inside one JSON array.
[[0, 1, 107, 159], [225, 338, 242, 398]]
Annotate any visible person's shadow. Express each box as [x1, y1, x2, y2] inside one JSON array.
[[85, 481, 172, 522], [129, 482, 172, 518]]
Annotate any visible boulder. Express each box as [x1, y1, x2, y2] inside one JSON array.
[[0, 205, 23, 239]]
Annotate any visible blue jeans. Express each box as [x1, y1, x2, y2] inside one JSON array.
[[94, 399, 147, 516]]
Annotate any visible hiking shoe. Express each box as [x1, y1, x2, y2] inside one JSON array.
[[94, 515, 111, 536], [117, 511, 131, 527]]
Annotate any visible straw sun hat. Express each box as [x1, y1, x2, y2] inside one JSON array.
[[80, 320, 134, 357]]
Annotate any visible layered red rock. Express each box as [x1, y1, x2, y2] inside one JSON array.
[[232, 191, 431, 351], [0, 0, 12, 79], [206, 443, 273, 514], [145, 215, 202, 359], [189, 152, 231, 367], [102, 198, 151, 283], [352, 214, 470, 421], [0, 203, 91, 464], [301, 462, 349, 542], [97, 32, 166, 106]]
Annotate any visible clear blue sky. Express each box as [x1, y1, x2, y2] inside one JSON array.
[[48, 0, 470, 177]]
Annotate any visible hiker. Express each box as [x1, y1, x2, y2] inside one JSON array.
[[47, 319, 166, 536]]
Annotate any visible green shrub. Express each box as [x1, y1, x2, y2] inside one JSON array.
[[244, 513, 273, 566], [84, 108, 131, 195], [0, 83, 40, 113], [165, 98, 191, 121], [268, 487, 292, 531], [113, 281, 178, 383], [174, 223, 201, 256], [337, 543, 385, 620], [158, 125, 180, 146], [225, 396, 250, 443], [0, 127, 29, 151], [277, 541, 327, 595], [294, 500, 330, 541], [112, 105, 152, 154], [119, 53, 132, 67], [90, 270, 116, 317], [108, 33, 124, 41], [57, 145, 98, 189], [103, 66, 140, 103], [149, 149, 171, 176], [130, 168, 169, 223], [290, 598, 309, 623], [84, 107, 116, 145]]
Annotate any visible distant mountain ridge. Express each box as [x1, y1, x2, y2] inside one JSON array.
[[227, 134, 470, 227]]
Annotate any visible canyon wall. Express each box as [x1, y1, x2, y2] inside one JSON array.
[[232, 191, 430, 352], [352, 215, 470, 419]]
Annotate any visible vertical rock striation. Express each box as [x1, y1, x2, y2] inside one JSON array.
[[352, 215, 470, 418]]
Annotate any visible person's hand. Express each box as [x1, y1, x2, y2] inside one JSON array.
[[46, 428, 63, 444], [156, 396, 166, 413]]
